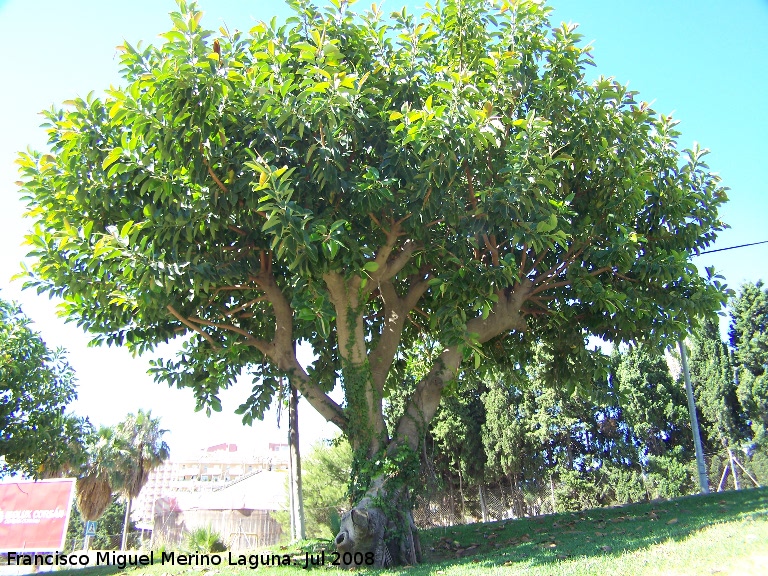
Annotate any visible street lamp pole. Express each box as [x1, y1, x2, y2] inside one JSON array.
[[678, 339, 709, 494]]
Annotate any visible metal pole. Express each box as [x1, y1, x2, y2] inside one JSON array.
[[678, 340, 709, 494]]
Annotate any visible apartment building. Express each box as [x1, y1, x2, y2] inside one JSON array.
[[132, 442, 289, 528]]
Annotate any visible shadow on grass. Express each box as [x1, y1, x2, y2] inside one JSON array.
[[416, 485, 768, 572]]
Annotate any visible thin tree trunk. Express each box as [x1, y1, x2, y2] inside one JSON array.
[[478, 485, 488, 523], [727, 447, 740, 490], [718, 465, 730, 492], [733, 456, 761, 488], [549, 473, 557, 513], [121, 496, 132, 550], [288, 446, 295, 540], [288, 385, 306, 540]]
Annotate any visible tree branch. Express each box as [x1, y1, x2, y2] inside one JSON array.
[[464, 160, 478, 210], [224, 297, 266, 317], [362, 224, 421, 296], [482, 233, 499, 267], [368, 212, 384, 232], [525, 248, 550, 277], [283, 356, 349, 432], [529, 279, 572, 296], [394, 279, 534, 449], [166, 305, 220, 351], [519, 242, 528, 277], [589, 266, 612, 277], [248, 271, 292, 353], [244, 267, 349, 432], [369, 276, 431, 393], [381, 239, 421, 282], [188, 316, 271, 354], [203, 157, 228, 194], [533, 244, 586, 284], [228, 225, 248, 237]]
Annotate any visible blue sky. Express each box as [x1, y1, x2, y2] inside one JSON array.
[[0, 0, 766, 457]]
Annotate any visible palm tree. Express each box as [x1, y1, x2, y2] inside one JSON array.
[[75, 426, 125, 549], [113, 409, 170, 550]]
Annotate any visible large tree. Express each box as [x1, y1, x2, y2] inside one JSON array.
[[17, 0, 728, 565], [0, 297, 90, 478]]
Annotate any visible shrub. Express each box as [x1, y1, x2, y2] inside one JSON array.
[[602, 466, 648, 505], [184, 527, 227, 553], [645, 451, 696, 499], [555, 470, 601, 512]]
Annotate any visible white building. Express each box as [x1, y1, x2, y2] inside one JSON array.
[[132, 442, 289, 528]]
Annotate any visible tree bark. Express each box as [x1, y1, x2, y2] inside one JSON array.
[[288, 385, 306, 541], [727, 447, 740, 490], [334, 476, 422, 568], [479, 485, 488, 523], [717, 465, 729, 492], [326, 244, 534, 566]]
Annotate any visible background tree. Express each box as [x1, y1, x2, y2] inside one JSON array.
[[615, 344, 693, 459], [296, 437, 352, 539], [429, 384, 488, 514], [16, 0, 728, 564], [75, 426, 123, 549], [112, 409, 170, 551], [482, 374, 545, 516], [689, 318, 750, 488], [615, 343, 696, 498], [729, 281, 768, 445], [67, 496, 131, 551], [0, 296, 90, 478]]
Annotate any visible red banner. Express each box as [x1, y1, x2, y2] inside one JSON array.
[[0, 479, 75, 552]]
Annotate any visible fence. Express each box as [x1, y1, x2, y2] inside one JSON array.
[[63, 533, 141, 552], [412, 449, 766, 529], [151, 508, 282, 551], [413, 481, 554, 528]]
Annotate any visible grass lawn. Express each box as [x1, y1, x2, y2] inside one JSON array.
[[40, 486, 768, 576]]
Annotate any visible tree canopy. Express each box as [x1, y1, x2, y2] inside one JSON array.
[[729, 281, 768, 445], [17, 1, 728, 548], [0, 297, 90, 478], [690, 319, 748, 450]]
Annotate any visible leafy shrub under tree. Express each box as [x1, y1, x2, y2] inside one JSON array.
[[183, 526, 227, 553]]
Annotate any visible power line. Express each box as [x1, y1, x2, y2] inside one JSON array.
[[698, 239, 768, 255]]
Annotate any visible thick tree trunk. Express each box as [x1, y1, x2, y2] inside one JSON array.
[[334, 476, 422, 568], [325, 268, 534, 567]]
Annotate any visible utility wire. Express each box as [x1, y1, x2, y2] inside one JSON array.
[[697, 239, 768, 255]]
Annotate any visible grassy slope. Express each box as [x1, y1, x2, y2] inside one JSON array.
[[47, 486, 767, 576]]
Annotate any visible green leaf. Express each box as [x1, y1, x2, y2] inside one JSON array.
[[102, 147, 123, 170], [119, 220, 134, 238], [536, 213, 558, 233]]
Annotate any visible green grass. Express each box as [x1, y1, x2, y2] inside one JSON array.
[[45, 487, 768, 576]]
